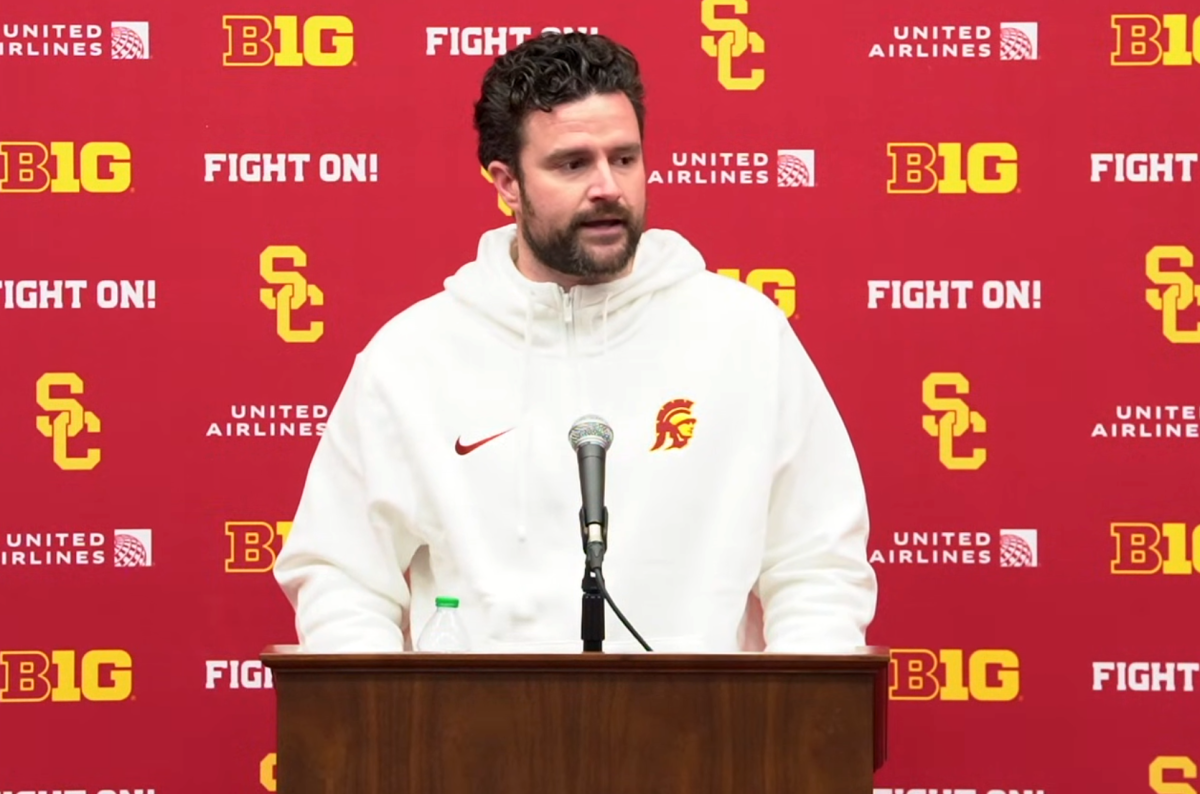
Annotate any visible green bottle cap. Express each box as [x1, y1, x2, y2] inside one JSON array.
[[435, 596, 459, 608]]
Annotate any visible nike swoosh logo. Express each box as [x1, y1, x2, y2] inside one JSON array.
[[455, 429, 513, 455]]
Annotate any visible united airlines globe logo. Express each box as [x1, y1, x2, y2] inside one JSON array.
[[999, 25, 1035, 60], [113, 529, 153, 567], [998, 529, 1038, 567], [777, 151, 812, 187], [110, 22, 150, 59]]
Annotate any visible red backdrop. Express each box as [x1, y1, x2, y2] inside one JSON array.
[[3, 1, 1199, 792]]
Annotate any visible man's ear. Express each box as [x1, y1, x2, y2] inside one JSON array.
[[487, 161, 522, 214]]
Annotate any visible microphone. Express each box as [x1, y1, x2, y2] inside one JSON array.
[[568, 415, 612, 572], [567, 415, 652, 653]]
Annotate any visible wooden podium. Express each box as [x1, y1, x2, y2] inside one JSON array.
[[262, 645, 889, 794]]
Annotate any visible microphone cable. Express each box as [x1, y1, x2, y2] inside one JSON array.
[[592, 567, 653, 652]]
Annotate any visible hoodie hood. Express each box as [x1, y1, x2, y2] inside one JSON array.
[[443, 223, 708, 545], [444, 223, 706, 356]]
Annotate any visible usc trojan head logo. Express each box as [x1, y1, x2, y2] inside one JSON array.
[[259, 245, 324, 343], [1145, 245, 1200, 343], [651, 399, 696, 451], [922, 373, 986, 470], [701, 0, 765, 91], [36, 373, 101, 471]]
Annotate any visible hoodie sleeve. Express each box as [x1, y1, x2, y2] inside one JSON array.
[[273, 350, 422, 653], [756, 316, 878, 653]]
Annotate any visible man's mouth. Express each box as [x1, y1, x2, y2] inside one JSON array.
[[580, 218, 625, 230]]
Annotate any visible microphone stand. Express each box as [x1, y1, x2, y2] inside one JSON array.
[[579, 507, 607, 653]]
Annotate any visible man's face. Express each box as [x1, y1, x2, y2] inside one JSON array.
[[513, 92, 646, 282]]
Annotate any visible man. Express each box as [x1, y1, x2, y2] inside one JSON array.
[[273, 32, 877, 654]]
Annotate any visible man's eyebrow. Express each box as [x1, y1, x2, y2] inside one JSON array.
[[544, 143, 643, 163]]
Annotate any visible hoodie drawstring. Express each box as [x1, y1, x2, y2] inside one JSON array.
[[516, 292, 534, 543], [602, 292, 611, 356]]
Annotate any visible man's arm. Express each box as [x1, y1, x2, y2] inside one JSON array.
[[273, 350, 422, 653], [757, 316, 878, 653]]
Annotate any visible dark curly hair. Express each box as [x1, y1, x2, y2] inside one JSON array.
[[473, 32, 646, 178]]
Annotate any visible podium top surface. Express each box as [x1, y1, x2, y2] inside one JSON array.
[[260, 644, 891, 673]]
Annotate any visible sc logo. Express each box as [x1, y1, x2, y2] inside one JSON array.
[[260, 245, 324, 343], [701, 0, 765, 90], [36, 373, 101, 471], [922, 372, 987, 470], [1145, 245, 1200, 343]]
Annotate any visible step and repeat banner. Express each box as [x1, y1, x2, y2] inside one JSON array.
[[2, 0, 1198, 792]]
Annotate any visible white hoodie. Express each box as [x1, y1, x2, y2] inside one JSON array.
[[273, 223, 877, 654]]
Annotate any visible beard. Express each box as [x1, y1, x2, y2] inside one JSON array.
[[519, 191, 645, 282]]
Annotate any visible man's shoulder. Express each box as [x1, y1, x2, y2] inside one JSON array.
[[670, 267, 791, 325], [378, 290, 456, 331], [357, 290, 460, 358]]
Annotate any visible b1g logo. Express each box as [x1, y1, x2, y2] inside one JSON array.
[[225, 521, 291, 572], [0, 141, 131, 194], [1145, 245, 1200, 344], [922, 372, 987, 470], [1112, 14, 1200, 66], [889, 648, 1020, 701], [36, 372, 101, 471], [260, 245, 324, 343], [1111, 522, 1200, 574], [717, 268, 796, 318], [1150, 756, 1197, 793], [0, 649, 133, 702], [223, 15, 354, 67], [887, 142, 1018, 194], [701, 0, 765, 91], [261, 752, 277, 792], [481, 166, 513, 217]]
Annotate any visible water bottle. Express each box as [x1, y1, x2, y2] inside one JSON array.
[[416, 596, 472, 652]]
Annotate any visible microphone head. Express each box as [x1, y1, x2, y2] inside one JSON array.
[[568, 415, 614, 451]]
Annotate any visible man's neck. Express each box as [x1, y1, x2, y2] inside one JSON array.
[[509, 234, 631, 290]]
